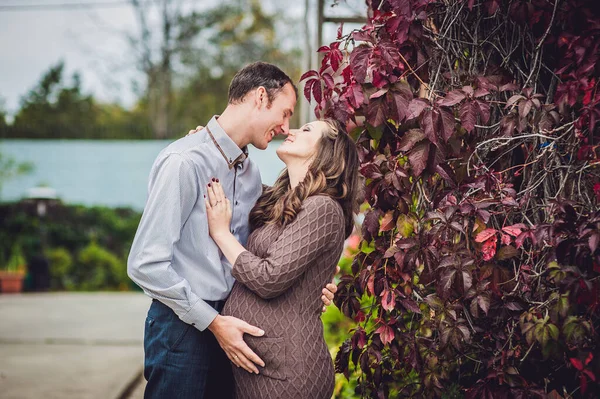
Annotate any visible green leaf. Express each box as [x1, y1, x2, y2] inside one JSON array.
[[360, 240, 375, 254], [557, 294, 569, 318], [548, 324, 559, 341], [396, 214, 415, 237]]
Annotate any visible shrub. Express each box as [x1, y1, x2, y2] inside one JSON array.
[[46, 247, 73, 290], [75, 242, 128, 291], [305, 0, 600, 397]]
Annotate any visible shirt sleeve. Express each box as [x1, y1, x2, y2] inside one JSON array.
[[127, 152, 218, 331], [231, 196, 342, 299]]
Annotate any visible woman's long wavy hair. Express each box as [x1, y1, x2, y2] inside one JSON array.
[[249, 119, 361, 238]]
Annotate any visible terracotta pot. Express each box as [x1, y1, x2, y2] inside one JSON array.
[[0, 271, 25, 294]]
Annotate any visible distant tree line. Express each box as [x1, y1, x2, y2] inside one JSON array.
[[0, 0, 303, 140]]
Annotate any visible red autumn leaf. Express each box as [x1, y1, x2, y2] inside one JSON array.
[[476, 100, 491, 124], [475, 228, 497, 243], [462, 269, 473, 292], [381, 288, 396, 311], [376, 324, 395, 345], [367, 98, 386, 126], [377, 39, 400, 66], [439, 90, 466, 106], [570, 357, 584, 371], [486, 0, 500, 14], [398, 129, 426, 152], [300, 70, 319, 81], [380, 211, 395, 231], [388, 91, 409, 122], [581, 374, 589, 394], [482, 238, 497, 261], [421, 109, 439, 145], [474, 88, 490, 98], [460, 100, 478, 133], [438, 108, 456, 142], [360, 163, 383, 179], [303, 79, 315, 102], [440, 268, 457, 296], [400, 298, 421, 313], [341, 65, 352, 84], [501, 233, 512, 245], [346, 83, 365, 109], [322, 73, 335, 90], [502, 224, 526, 237], [477, 293, 491, 315], [519, 99, 533, 118], [350, 45, 372, 84], [506, 94, 524, 108], [389, 0, 412, 16], [501, 196, 519, 206], [589, 233, 599, 253], [584, 369, 596, 382], [367, 274, 375, 296], [407, 98, 429, 120], [362, 209, 381, 241], [408, 141, 430, 177], [515, 231, 533, 249], [370, 89, 388, 100]]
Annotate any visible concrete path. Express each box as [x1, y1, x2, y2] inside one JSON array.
[[0, 292, 150, 399]]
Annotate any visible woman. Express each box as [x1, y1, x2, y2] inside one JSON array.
[[204, 118, 360, 399]]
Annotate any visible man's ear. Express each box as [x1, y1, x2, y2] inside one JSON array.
[[254, 86, 267, 109]]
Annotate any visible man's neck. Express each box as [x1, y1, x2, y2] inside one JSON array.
[[216, 106, 251, 149]]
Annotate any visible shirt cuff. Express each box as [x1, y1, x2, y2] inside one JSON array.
[[180, 298, 219, 331]]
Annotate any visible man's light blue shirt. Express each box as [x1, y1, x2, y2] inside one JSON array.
[[128, 116, 263, 331]]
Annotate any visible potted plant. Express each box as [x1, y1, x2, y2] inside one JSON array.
[[0, 244, 27, 293]]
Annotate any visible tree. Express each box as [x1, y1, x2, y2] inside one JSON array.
[[128, 0, 185, 139], [12, 62, 99, 139], [168, 0, 303, 133], [0, 97, 7, 130], [126, 0, 302, 138], [0, 152, 33, 199], [304, 0, 600, 397]]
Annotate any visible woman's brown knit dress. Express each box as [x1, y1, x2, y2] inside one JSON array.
[[222, 195, 344, 399]]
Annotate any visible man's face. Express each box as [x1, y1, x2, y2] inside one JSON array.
[[251, 83, 297, 150]]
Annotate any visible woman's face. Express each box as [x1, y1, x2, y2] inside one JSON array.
[[276, 120, 328, 163]]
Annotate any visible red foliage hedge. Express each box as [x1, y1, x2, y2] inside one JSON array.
[[303, 0, 600, 397]]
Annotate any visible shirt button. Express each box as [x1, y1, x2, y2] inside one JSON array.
[[231, 229, 235, 234], [191, 323, 195, 326], [235, 201, 239, 206]]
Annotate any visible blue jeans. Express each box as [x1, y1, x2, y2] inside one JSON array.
[[143, 299, 234, 399]]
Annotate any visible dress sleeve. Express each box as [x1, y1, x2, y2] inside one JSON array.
[[231, 196, 343, 299]]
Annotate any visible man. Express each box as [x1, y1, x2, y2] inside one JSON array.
[[128, 62, 337, 398]]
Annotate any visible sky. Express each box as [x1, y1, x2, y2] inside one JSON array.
[[0, 1, 141, 116], [0, 0, 366, 118]]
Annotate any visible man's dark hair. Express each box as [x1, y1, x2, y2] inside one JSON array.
[[228, 62, 297, 106]]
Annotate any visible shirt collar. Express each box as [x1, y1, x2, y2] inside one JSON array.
[[206, 116, 248, 169]]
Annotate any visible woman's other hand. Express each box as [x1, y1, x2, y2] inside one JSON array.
[[205, 178, 232, 239]]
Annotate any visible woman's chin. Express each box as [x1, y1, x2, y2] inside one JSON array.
[[276, 148, 287, 163]]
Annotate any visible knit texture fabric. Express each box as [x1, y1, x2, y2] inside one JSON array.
[[222, 195, 345, 399]]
